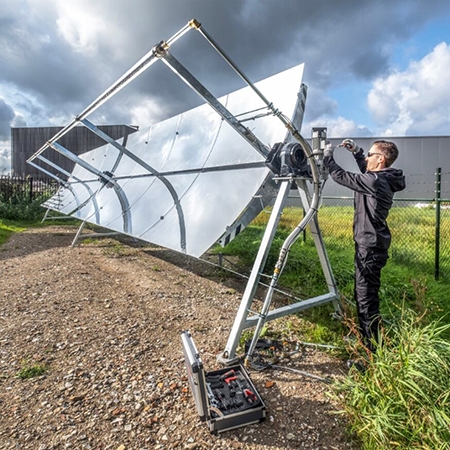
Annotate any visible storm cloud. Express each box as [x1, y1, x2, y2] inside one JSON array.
[[1, 0, 450, 171]]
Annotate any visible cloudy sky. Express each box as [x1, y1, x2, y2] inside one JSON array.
[[1, 0, 450, 173]]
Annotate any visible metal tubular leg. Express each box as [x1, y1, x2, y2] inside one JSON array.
[[42, 208, 51, 223], [71, 221, 87, 247], [218, 179, 293, 364]]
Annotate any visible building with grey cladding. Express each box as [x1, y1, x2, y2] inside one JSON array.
[[11, 125, 138, 177], [318, 136, 450, 199]]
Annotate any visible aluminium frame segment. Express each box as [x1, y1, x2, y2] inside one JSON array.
[[219, 176, 341, 365], [50, 142, 132, 234], [36, 155, 102, 223], [79, 118, 187, 252], [58, 161, 267, 185]]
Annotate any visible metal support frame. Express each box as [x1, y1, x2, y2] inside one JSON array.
[[218, 176, 341, 365], [27, 19, 314, 244]]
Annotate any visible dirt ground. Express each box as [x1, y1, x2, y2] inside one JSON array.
[[0, 225, 357, 450]]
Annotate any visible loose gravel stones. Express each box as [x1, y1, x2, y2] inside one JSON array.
[[0, 226, 356, 449]]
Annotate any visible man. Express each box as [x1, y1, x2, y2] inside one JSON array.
[[324, 139, 406, 353]]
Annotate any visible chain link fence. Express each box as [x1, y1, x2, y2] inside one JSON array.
[[288, 168, 450, 281]]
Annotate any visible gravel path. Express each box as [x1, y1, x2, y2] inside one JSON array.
[[0, 226, 356, 449]]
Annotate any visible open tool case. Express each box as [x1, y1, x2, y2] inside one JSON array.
[[181, 330, 266, 434]]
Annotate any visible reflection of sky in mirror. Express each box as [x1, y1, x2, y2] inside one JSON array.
[[105, 176, 193, 235], [45, 63, 304, 256], [179, 167, 268, 256], [84, 187, 124, 228], [60, 183, 95, 214]]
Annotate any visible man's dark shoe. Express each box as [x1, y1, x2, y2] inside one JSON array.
[[346, 359, 366, 373]]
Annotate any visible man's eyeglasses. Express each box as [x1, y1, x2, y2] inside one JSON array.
[[367, 152, 382, 158]]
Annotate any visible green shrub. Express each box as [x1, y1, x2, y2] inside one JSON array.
[[0, 198, 47, 222], [0, 220, 26, 246]]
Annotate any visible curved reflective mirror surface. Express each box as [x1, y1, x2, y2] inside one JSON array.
[[43, 63, 304, 256]]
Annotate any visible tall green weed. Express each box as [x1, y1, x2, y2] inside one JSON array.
[[334, 310, 450, 449]]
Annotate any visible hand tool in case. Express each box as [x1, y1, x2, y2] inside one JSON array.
[[181, 330, 266, 434]]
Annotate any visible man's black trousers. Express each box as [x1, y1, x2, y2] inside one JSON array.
[[354, 244, 389, 352]]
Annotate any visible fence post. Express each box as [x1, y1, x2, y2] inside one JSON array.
[[29, 176, 34, 203], [435, 167, 441, 280]]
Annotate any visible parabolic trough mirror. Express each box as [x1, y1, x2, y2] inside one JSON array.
[[29, 20, 306, 258], [28, 19, 342, 364]]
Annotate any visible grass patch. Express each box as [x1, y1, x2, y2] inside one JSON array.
[[0, 220, 26, 246], [17, 360, 48, 379], [216, 204, 450, 342], [334, 309, 450, 449]]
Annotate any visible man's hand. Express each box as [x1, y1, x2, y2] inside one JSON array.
[[340, 139, 360, 153], [323, 143, 334, 158]]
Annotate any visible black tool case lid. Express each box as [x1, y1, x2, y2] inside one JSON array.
[[181, 330, 209, 421]]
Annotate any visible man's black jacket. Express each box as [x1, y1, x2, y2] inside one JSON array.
[[324, 149, 406, 250]]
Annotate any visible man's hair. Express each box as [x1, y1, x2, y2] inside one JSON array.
[[373, 140, 399, 167]]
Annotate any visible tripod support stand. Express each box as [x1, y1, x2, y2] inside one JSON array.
[[218, 172, 342, 365]]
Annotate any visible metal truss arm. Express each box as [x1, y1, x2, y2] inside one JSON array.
[[27, 21, 196, 163], [50, 142, 132, 234], [80, 118, 187, 252], [37, 155, 101, 222], [27, 161, 68, 187], [158, 51, 270, 158]]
